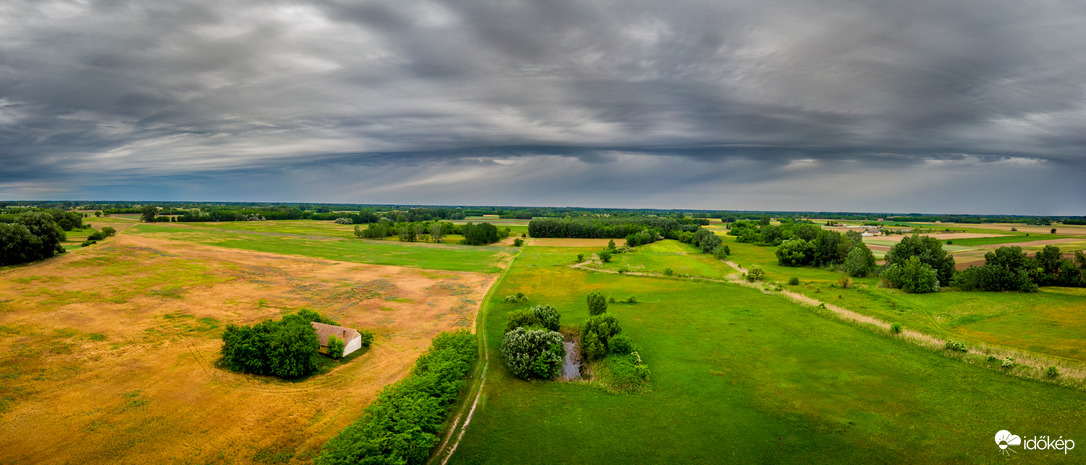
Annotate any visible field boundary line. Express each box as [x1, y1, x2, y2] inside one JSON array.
[[428, 247, 523, 465]]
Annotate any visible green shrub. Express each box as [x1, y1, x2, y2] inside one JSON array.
[[327, 335, 345, 360], [101, 226, 117, 237], [609, 335, 635, 355], [623, 296, 637, 304], [512, 238, 524, 247], [598, 249, 613, 263], [577, 253, 584, 262], [357, 330, 374, 348], [87, 231, 107, 241], [504, 292, 527, 303], [1046, 366, 1060, 378], [837, 277, 851, 289], [663, 267, 674, 276], [987, 355, 997, 362], [581, 314, 622, 361], [890, 322, 902, 334], [944, 339, 967, 352], [505, 305, 561, 332], [586, 292, 608, 316], [81, 240, 97, 247], [1001, 357, 1015, 369], [746, 266, 766, 282], [882, 256, 940, 293], [788, 277, 800, 285], [500, 328, 565, 380], [316, 331, 476, 465], [845, 243, 876, 277]]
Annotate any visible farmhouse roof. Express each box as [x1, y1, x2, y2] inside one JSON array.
[[310, 322, 361, 346]]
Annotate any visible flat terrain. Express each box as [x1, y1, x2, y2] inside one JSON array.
[[722, 236, 1086, 362], [451, 246, 1086, 464], [0, 233, 494, 465], [126, 222, 513, 273]]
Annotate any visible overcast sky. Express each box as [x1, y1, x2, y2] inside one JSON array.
[[1, 0, 1084, 214]]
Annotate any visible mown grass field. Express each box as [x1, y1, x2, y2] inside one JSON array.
[[451, 246, 1086, 464], [127, 222, 512, 273]]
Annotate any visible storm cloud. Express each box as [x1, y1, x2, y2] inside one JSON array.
[[1, 0, 1084, 213]]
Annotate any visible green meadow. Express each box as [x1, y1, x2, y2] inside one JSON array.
[[450, 246, 1086, 464], [127, 223, 511, 273], [591, 240, 734, 279], [723, 236, 1086, 361]]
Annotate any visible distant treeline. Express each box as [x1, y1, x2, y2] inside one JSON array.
[[354, 220, 509, 245], [528, 217, 704, 239], [3, 202, 1082, 225]]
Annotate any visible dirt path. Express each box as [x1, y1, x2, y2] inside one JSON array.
[[427, 248, 523, 465]]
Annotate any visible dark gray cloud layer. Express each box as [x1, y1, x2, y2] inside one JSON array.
[[1, 0, 1084, 213]]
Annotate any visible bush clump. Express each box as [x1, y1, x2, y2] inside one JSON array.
[[788, 277, 800, 285], [1046, 366, 1060, 378], [316, 331, 477, 465], [504, 305, 561, 332], [327, 335, 346, 360], [580, 314, 622, 361], [890, 322, 902, 334], [746, 266, 766, 282], [586, 292, 608, 315], [501, 328, 565, 380], [944, 339, 967, 352], [220, 312, 322, 378]]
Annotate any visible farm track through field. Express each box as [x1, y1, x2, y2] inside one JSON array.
[[428, 247, 523, 465], [571, 258, 1086, 388]]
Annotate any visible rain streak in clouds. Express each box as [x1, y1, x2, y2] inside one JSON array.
[[1, 0, 1084, 214]]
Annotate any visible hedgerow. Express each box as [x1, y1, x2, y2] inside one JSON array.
[[316, 330, 477, 465]]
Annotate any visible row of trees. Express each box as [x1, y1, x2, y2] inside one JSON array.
[[955, 245, 1086, 291], [316, 330, 477, 465], [352, 220, 509, 245], [0, 212, 68, 266], [528, 217, 701, 239]]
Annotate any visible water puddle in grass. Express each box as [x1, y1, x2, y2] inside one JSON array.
[[562, 340, 581, 380]]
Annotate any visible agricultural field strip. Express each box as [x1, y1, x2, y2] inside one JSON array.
[[573, 256, 1085, 386]]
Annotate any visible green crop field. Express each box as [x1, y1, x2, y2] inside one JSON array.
[[450, 246, 1086, 464], [127, 223, 511, 273]]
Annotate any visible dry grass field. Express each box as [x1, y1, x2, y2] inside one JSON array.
[[0, 234, 494, 465]]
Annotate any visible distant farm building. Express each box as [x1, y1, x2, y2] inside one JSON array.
[[311, 322, 364, 357]]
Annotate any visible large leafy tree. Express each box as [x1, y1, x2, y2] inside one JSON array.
[[884, 235, 956, 286], [140, 205, 158, 222]]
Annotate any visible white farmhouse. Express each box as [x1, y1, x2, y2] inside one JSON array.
[[311, 322, 364, 357]]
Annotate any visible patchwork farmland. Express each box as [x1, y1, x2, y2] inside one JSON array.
[[2, 209, 1084, 464]]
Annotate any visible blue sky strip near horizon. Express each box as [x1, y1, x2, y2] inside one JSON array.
[[1, 0, 1084, 215]]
